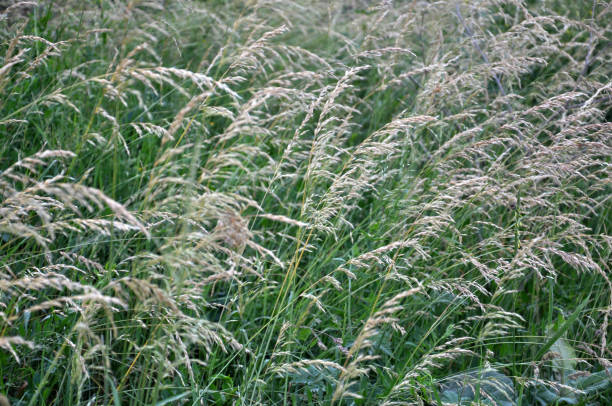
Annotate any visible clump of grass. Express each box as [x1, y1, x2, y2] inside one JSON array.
[[0, 0, 610, 405]]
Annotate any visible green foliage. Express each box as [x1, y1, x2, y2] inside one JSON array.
[[0, 0, 610, 405]]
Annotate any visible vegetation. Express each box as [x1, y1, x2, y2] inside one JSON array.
[[0, 0, 610, 404]]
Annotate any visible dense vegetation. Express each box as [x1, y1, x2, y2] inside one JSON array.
[[0, 0, 610, 404]]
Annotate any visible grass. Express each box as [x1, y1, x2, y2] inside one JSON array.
[[0, 0, 610, 405]]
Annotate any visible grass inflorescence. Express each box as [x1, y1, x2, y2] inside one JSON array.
[[0, 0, 610, 405]]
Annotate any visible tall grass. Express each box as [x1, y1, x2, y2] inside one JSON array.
[[0, 0, 610, 404]]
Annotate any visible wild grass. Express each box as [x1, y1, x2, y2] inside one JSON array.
[[0, 0, 610, 405]]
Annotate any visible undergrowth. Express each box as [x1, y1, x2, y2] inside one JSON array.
[[0, 0, 610, 405]]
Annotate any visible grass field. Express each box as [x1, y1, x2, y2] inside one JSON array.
[[0, 0, 610, 404]]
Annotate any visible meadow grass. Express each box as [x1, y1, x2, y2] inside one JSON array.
[[0, 0, 610, 405]]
